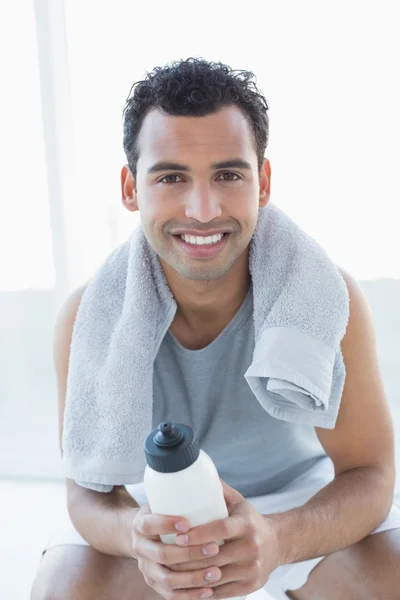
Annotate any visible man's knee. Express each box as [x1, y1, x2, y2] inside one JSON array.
[[286, 528, 400, 600], [30, 544, 157, 600]]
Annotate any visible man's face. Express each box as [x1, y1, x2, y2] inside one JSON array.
[[123, 105, 270, 281]]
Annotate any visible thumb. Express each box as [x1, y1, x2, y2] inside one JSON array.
[[220, 478, 244, 508]]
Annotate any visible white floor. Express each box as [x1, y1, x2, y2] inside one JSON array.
[[1, 481, 66, 600]]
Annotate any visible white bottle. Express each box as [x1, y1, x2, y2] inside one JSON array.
[[144, 421, 246, 600]]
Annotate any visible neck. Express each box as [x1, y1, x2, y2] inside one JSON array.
[[160, 250, 251, 349]]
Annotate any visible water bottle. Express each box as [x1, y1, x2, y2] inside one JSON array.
[[144, 421, 246, 600]]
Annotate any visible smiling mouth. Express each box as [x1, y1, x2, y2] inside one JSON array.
[[175, 232, 228, 246], [171, 232, 230, 258]]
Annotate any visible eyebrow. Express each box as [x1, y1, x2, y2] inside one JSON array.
[[146, 159, 252, 175]]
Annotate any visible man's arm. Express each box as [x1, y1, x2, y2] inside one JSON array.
[[54, 283, 139, 558], [267, 268, 396, 566]]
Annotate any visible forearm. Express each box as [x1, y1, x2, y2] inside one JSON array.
[[267, 466, 394, 566], [66, 479, 140, 558]]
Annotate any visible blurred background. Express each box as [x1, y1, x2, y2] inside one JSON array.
[[1, 1, 399, 598]]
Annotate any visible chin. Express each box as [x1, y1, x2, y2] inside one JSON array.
[[174, 262, 236, 281]]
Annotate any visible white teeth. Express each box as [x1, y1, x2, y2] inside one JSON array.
[[180, 233, 224, 245]]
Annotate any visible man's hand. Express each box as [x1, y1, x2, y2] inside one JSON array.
[[131, 504, 223, 599], [170, 480, 281, 599]]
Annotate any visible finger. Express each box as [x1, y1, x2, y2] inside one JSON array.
[[134, 508, 191, 537], [208, 580, 250, 599], [149, 577, 214, 600], [131, 505, 159, 542], [207, 562, 250, 588], [136, 535, 220, 566], [140, 561, 215, 599], [170, 539, 245, 572], [141, 557, 222, 591], [176, 515, 245, 547]]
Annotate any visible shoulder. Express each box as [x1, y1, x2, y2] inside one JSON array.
[[337, 266, 375, 352], [54, 281, 91, 449], [53, 281, 91, 367], [338, 266, 368, 307], [55, 281, 91, 329]]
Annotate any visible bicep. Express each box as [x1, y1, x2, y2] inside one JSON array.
[[316, 268, 395, 481]]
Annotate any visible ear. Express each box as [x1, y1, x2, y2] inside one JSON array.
[[121, 164, 139, 212], [259, 158, 271, 208]]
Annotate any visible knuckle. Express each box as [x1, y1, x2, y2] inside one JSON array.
[[248, 534, 260, 552], [189, 545, 203, 561], [131, 538, 140, 559], [132, 516, 141, 534], [192, 571, 205, 587], [249, 561, 259, 578], [219, 520, 230, 538], [133, 511, 144, 531], [248, 557, 262, 579], [202, 556, 216, 570], [162, 571, 175, 590], [134, 514, 143, 532], [196, 568, 215, 587], [141, 518, 151, 536], [246, 518, 257, 536], [156, 547, 167, 564], [199, 557, 214, 570], [137, 557, 144, 572], [185, 557, 210, 571]]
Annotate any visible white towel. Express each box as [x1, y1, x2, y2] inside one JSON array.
[[62, 203, 349, 490]]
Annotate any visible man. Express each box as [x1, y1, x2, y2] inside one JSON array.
[[31, 58, 400, 599]]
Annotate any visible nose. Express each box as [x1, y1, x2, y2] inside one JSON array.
[[184, 186, 222, 223]]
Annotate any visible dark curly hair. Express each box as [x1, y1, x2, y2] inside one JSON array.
[[122, 57, 270, 182]]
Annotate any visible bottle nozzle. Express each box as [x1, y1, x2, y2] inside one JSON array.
[[159, 421, 173, 436], [154, 421, 183, 446]]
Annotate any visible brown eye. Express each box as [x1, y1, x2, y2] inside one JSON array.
[[159, 174, 183, 184], [218, 172, 241, 181]]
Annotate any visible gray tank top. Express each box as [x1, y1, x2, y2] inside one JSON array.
[[153, 286, 326, 497]]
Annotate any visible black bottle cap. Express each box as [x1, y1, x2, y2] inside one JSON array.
[[144, 421, 200, 473]]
